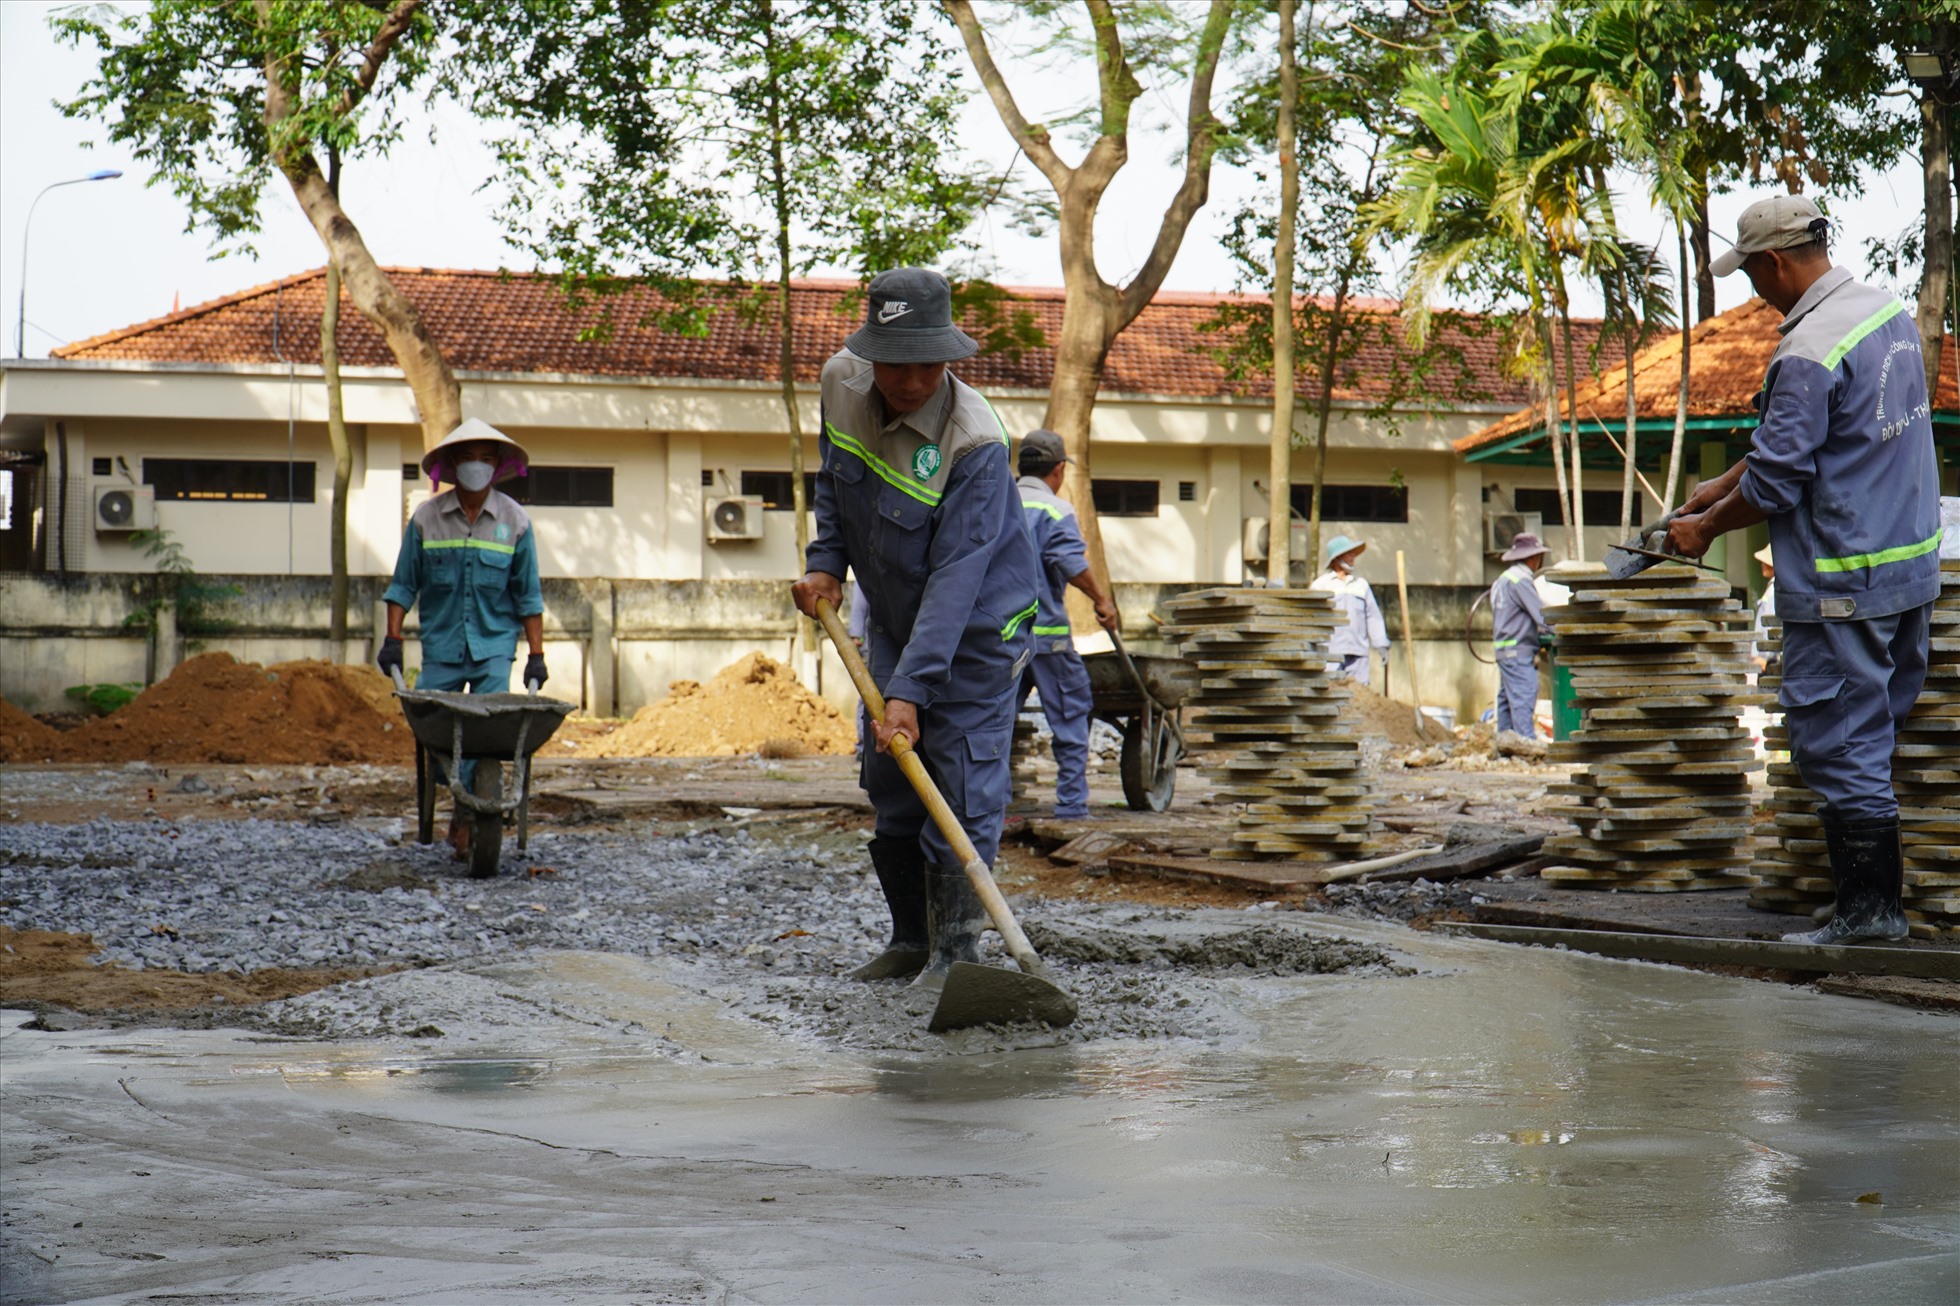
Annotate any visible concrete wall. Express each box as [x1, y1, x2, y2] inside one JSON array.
[[0, 572, 1517, 725]]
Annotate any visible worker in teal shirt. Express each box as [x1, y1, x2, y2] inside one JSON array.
[[379, 418, 547, 858]]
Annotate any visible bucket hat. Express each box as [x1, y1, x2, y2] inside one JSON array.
[[1711, 194, 1829, 277], [421, 417, 531, 487], [845, 268, 979, 364], [1324, 533, 1366, 566], [1501, 531, 1550, 562]]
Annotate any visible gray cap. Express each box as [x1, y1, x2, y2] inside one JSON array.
[[844, 268, 979, 364], [1018, 429, 1071, 472], [1502, 531, 1550, 562], [1711, 194, 1829, 277]]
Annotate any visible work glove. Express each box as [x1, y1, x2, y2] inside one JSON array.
[[524, 653, 549, 690], [376, 637, 404, 680]]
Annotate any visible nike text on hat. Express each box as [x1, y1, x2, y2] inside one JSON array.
[[1018, 428, 1072, 472], [1711, 194, 1829, 277], [845, 267, 980, 364]]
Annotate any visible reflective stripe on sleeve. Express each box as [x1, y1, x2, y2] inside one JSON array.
[[1001, 600, 1040, 640], [1023, 500, 1066, 520], [1813, 526, 1943, 574]]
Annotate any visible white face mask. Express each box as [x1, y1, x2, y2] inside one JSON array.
[[454, 459, 496, 492]]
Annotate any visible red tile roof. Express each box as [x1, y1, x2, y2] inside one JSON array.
[[1460, 295, 1960, 454], [55, 267, 1607, 410]]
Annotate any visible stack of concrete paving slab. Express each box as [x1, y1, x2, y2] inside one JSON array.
[[1159, 587, 1371, 862], [1540, 562, 1763, 891], [1752, 560, 1960, 939]]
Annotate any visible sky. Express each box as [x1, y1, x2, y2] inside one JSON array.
[[0, 1, 1936, 360]]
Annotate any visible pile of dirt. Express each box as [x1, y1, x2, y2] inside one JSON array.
[[0, 653, 412, 766], [1337, 679, 1453, 746], [0, 697, 62, 762], [584, 652, 855, 758], [0, 927, 379, 1017]]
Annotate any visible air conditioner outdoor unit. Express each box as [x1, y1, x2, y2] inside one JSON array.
[[1485, 510, 1542, 554], [94, 484, 155, 532], [1241, 516, 1311, 564], [706, 494, 766, 542]]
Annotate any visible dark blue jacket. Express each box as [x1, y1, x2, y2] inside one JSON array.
[[807, 351, 1038, 706], [1738, 268, 1942, 622]]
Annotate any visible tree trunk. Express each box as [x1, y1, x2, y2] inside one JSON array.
[[1267, 0, 1299, 587], [1665, 216, 1691, 512], [258, 6, 460, 452], [323, 262, 351, 658], [1539, 316, 1574, 559], [1048, 286, 1119, 587], [1918, 90, 1951, 400], [1555, 283, 1587, 560], [1309, 284, 1350, 577], [1617, 268, 1639, 534], [1684, 74, 1714, 323], [763, 5, 815, 654]]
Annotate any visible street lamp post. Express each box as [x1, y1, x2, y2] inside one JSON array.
[[15, 169, 123, 358]]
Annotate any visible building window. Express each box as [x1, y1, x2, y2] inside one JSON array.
[[1289, 483, 1408, 523], [92, 457, 112, 476], [1514, 487, 1624, 527], [1092, 479, 1160, 517], [740, 470, 818, 509], [1178, 480, 1197, 502], [508, 466, 614, 507], [145, 458, 315, 503]]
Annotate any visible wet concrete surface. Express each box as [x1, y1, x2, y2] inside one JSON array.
[[6, 915, 1957, 1305]]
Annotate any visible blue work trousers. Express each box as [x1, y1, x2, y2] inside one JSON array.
[[1018, 651, 1094, 818], [1778, 607, 1930, 820], [861, 693, 1016, 867], [418, 653, 513, 792], [1332, 652, 1372, 686], [1494, 648, 1539, 736]]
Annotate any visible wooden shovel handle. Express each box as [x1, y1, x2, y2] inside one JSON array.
[[812, 597, 1047, 975]]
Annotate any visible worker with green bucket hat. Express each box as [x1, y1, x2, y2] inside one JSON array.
[[1310, 534, 1390, 686]]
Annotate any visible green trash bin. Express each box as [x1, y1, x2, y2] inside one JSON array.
[[1550, 646, 1581, 742]]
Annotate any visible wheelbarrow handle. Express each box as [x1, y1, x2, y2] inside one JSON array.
[[390, 666, 408, 694], [1109, 627, 1166, 716]]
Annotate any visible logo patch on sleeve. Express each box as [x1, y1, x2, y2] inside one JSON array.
[[912, 444, 941, 480]]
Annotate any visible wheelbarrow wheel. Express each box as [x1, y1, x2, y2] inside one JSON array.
[[1120, 712, 1178, 812], [468, 760, 503, 880]]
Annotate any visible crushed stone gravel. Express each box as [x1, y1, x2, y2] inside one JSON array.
[[0, 815, 1414, 1055]]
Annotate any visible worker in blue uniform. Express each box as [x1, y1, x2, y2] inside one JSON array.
[[378, 418, 548, 859], [792, 268, 1040, 988], [1668, 194, 1940, 946], [1310, 534, 1390, 685], [1489, 531, 1551, 737], [1014, 429, 1121, 819]]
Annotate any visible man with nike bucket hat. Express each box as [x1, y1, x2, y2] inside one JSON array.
[[792, 268, 1040, 989], [1665, 194, 1940, 945], [379, 417, 548, 859]]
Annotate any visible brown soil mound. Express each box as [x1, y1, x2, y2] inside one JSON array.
[[0, 697, 62, 763], [1338, 679, 1453, 746], [586, 652, 855, 758], [0, 926, 379, 1014], [8, 653, 412, 766]]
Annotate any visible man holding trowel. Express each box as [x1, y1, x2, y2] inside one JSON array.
[[1015, 428, 1120, 820], [792, 268, 1040, 989], [1664, 195, 1940, 946]]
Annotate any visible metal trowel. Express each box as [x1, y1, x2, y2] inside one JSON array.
[[1603, 509, 1707, 579]]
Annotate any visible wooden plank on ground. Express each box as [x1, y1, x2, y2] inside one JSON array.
[[1435, 922, 1960, 980]]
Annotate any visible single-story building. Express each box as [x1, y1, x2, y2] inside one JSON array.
[[1, 268, 1616, 720]]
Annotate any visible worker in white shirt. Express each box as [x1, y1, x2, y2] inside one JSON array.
[[1310, 534, 1390, 686]]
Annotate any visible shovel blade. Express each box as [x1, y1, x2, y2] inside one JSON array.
[[927, 961, 1079, 1033]]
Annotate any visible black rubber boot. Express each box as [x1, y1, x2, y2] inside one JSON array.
[[849, 836, 928, 980], [911, 860, 988, 993], [1782, 810, 1910, 945]]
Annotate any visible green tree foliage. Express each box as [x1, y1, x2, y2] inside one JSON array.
[[455, 0, 1000, 573], [1208, 1, 1501, 571]]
